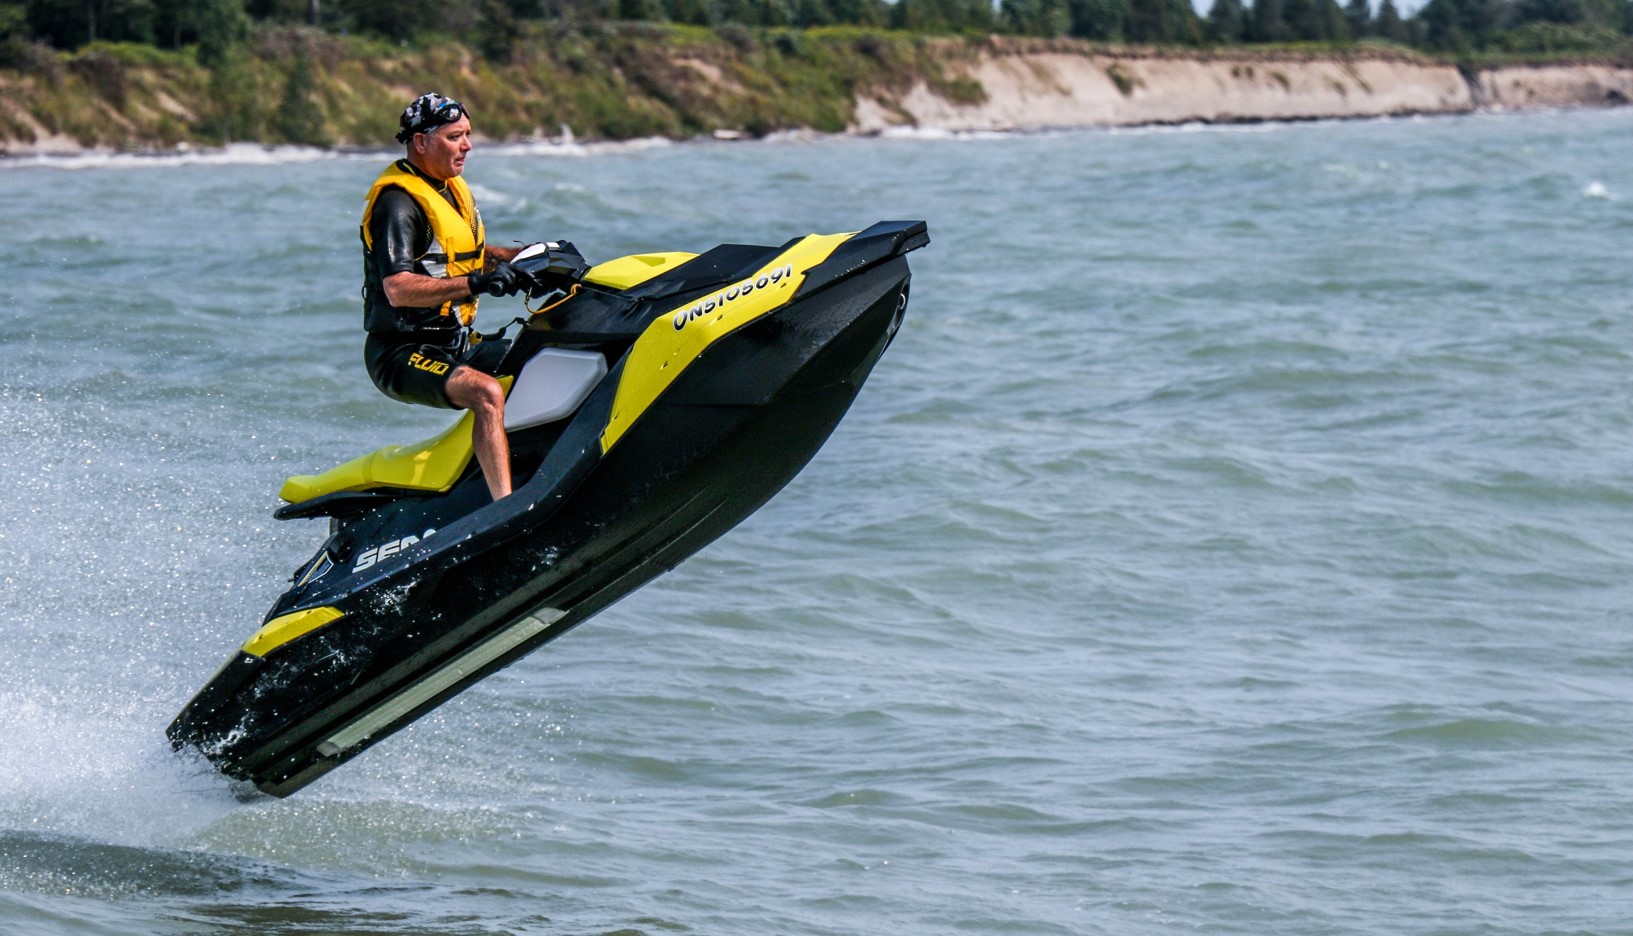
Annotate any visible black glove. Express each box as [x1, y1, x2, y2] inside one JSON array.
[[468, 262, 521, 298]]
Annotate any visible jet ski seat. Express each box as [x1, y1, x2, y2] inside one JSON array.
[[279, 411, 480, 506], [275, 354, 602, 522]]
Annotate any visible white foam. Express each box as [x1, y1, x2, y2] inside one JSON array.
[[1108, 119, 1288, 137], [0, 133, 678, 172], [0, 142, 357, 172], [873, 125, 1013, 141], [481, 136, 674, 159], [1583, 181, 1615, 201], [757, 128, 825, 144], [466, 181, 524, 211], [0, 689, 242, 848]]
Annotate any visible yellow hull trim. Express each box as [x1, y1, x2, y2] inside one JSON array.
[[244, 607, 344, 657]]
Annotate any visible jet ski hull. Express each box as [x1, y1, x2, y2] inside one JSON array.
[[168, 237, 918, 797]]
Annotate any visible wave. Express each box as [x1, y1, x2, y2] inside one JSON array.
[[0, 135, 680, 172], [0, 142, 351, 172]]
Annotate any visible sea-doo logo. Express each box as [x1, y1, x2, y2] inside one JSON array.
[[354, 528, 436, 573], [672, 264, 794, 331]]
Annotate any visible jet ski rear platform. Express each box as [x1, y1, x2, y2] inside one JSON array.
[[167, 220, 928, 797]]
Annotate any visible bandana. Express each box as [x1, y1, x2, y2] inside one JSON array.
[[396, 92, 468, 144]]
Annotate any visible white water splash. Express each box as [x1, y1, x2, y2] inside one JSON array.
[[0, 690, 241, 848]]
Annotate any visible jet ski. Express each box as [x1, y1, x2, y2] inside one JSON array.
[[167, 220, 929, 797]]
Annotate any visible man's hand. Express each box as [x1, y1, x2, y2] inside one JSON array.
[[469, 262, 522, 297]]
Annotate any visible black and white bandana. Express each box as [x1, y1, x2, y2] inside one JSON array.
[[395, 92, 468, 144]]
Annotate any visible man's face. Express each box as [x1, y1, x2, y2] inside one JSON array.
[[413, 115, 472, 181]]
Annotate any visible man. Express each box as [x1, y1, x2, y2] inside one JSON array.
[[361, 91, 523, 502]]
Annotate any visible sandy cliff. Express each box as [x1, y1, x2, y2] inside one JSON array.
[[852, 46, 1633, 133], [1471, 64, 1633, 108]]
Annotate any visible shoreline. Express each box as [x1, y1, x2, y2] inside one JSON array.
[[1, 103, 1626, 166]]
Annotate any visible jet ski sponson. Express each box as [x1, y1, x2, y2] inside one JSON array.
[[168, 220, 929, 797]]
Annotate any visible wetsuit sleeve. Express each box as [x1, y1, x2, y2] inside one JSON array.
[[369, 187, 428, 277]]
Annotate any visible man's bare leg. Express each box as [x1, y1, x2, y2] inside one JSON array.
[[445, 366, 511, 501]]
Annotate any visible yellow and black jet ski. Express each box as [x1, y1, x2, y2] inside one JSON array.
[[167, 220, 929, 797]]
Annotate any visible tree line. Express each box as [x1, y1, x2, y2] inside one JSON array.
[[3, 0, 1631, 61]]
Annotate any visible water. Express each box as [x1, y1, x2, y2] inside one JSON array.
[[3, 109, 1633, 935]]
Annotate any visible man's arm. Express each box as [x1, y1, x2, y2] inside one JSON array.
[[382, 243, 524, 306], [381, 247, 534, 312], [382, 270, 477, 309]]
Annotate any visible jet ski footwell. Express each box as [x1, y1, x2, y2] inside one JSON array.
[[168, 222, 926, 796]]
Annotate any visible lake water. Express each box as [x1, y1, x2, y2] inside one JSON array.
[[3, 108, 1633, 935]]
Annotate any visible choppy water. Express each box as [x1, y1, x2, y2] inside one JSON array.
[[3, 109, 1633, 935]]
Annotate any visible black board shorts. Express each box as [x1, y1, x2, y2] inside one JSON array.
[[364, 332, 509, 410]]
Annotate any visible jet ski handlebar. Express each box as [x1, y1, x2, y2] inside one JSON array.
[[511, 241, 590, 298]]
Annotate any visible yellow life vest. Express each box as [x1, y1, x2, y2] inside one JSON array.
[[361, 161, 487, 327]]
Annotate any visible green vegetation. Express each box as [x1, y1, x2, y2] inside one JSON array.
[[8, 0, 1631, 64], [1106, 59, 1138, 93], [0, 0, 1629, 149], [0, 26, 1004, 147]]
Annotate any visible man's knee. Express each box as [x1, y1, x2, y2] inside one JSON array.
[[445, 366, 505, 416]]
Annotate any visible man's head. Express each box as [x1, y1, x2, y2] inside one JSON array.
[[397, 92, 472, 182]]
